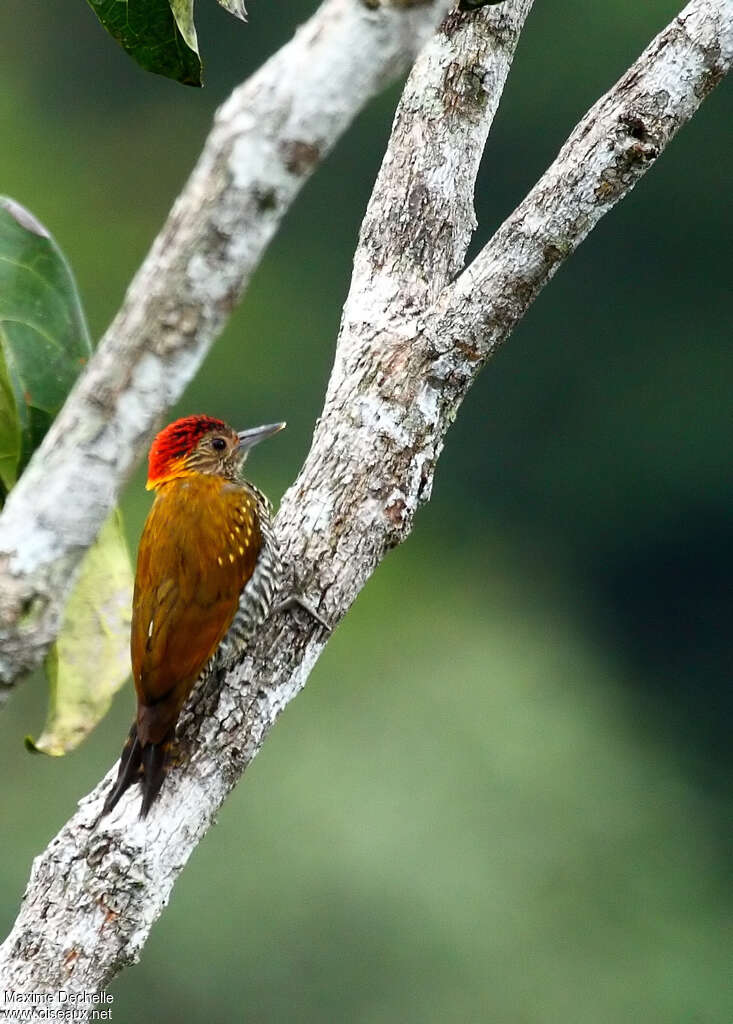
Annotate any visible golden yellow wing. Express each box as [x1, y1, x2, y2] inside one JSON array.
[[131, 475, 261, 744]]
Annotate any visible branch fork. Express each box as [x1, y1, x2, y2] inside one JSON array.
[[0, 0, 730, 997]]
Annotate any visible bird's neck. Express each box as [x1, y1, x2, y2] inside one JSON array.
[[147, 467, 240, 492]]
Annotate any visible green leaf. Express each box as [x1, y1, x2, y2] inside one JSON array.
[[27, 511, 133, 757], [0, 341, 21, 494], [0, 199, 131, 753], [0, 198, 92, 492], [169, 0, 198, 53], [216, 0, 247, 21], [86, 0, 203, 87]]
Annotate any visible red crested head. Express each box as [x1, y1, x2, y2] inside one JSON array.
[[147, 415, 231, 487]]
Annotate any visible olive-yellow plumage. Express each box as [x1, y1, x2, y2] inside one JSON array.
[[103, 415, 284, 817], [132, 474, 262, 745]]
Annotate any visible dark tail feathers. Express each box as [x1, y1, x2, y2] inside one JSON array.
[[102, 722, 172, 818]]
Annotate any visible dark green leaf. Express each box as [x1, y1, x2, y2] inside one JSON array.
[[0, 341, 21, 493], [0, 199, 92, 491], [26, 510, 133, 756], [86, 0, 202, 87]]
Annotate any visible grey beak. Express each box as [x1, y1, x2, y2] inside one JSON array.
[[236, 422, 286, 453]]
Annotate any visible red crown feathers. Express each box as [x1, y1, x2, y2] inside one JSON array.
[[147, 415, 230, 485]]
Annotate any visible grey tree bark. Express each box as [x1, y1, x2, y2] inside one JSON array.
[[0, 0, 730, 1003]]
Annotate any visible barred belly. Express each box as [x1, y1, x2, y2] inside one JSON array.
[[216, 496, 281, 669]]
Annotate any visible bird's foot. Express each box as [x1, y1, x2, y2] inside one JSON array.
[[273, 593, 331, 632]]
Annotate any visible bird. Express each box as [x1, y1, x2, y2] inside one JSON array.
[[103, 414, 287, 818]]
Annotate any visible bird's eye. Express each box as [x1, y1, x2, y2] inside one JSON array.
[[211, 437, 227, 452]]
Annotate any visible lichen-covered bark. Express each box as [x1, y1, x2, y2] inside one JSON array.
[[425, 0, 733, 402], [0, 1, 535, 998], [349, 0, 534, 314], [0, 0, 452, 702], [0, 0, 730, 1004]]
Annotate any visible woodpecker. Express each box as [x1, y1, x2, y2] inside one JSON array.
[[103, 415, 286, 817]]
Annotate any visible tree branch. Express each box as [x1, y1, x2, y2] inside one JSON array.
[[425, 0, 733, 400], [0, 0, 534, 995], [1, 0, 730, 1001], [0, 0, 452, 701]]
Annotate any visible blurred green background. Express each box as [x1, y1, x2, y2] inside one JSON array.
[[1, 1, 731, 1021]]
